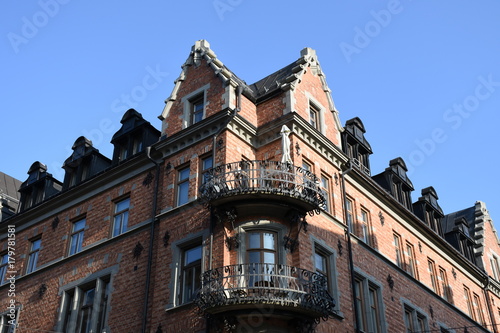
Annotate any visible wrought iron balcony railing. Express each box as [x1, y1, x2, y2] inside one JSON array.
[[195, 263, 336, 319], [199, 160, 326, 213]]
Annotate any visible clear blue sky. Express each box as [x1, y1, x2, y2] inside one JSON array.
[[2, 1, 499, 227]]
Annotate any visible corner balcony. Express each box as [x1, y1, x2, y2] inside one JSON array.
[[199, 160, 326, 215], [195, 263, 336, 320]]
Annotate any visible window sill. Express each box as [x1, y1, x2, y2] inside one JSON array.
[[164, 301, 196, 313]]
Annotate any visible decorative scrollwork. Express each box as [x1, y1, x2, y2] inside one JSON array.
[[195, 264, 335, 321], [198, 160, 326, 214], [133, 242, 144, 258], [143, 171, 154, 187]]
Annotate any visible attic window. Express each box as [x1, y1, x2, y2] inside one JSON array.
[[190, 94, 204, 125], [182, 83, 210, 128], [309, 103, 320, 130]]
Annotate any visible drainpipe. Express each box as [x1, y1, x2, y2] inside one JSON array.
[[142, 147, 162, 333], [340, 160, 361, 333], [483, 275, 498, 333]]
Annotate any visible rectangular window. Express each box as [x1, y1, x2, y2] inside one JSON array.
[[428, 259, 439, 293], [320, 175, 330, 213], [355, 275, 384, 333], [180, 243, 202, 304], [0, 253, 8, 285], [473, 293, 485, 325], [132, 137, 143, 155], [464, 286, 475, 319], [247, 230, 278, 286], [360, 209, 371, 244], [113, 197, 130, 237], [57, 276, 110, 333], [26, 238, 42, 274], [394, 233, 404, 269], [314, 247, 331, 294], [302, 160, 311, 172], [309, 103, 320, 130], [439, 267, 452, 303], [0, 307, 20, 333], [404, 308, 414, 333], [190, 95, 204, 125], [313, 243, 339, 308], [354, 278, 367, 332], [492, 255, 500, 280], [346, 198, 355, 233], [368, 285, 382, 333], [201, 155, 213, 185], [406, 242, 417, 278], [69, 219, 86, 256], [404, 305, 429, 333], [177, 166, 190, 206]]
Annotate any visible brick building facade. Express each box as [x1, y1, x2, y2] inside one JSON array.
[[1, 40, 500, 333]]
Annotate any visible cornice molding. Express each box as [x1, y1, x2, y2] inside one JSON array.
[[153, 109, 232, 159]]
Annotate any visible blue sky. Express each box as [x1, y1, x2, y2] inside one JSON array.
[[2, 1, 500, 227]]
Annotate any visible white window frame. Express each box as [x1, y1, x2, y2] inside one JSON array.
[[69, 218, 86, 256], [26, 238, 42, 274], [112, 197, 130, 237], [181, 83, 210, 128]]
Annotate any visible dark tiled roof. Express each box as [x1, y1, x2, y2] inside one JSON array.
[[0, 171, 21, 201], [442, 206, 475, 235], [248, 61, 298, 100]]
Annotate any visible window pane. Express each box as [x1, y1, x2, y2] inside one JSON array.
[[116, 198, 130, 212], [32, 239, 42, 250], [263, 252, 275, 264], [248, 251, 260, 264], [74, 219, 86, 231], [203, 156, 213, 170], [248, 233, 260, 249], [354, 280, 366, 331], [263, 232, 275, 250], [179, 168, 190, 180], [185, 245, 202, 265], [315, 252, 326, 273], [178, 182, 189, 205]]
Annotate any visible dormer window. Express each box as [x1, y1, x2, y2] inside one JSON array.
[[111, 109, 160, 165], [62, 137, 112, 190], [342, 117, 372, 176], [19, 162, 62, 212]]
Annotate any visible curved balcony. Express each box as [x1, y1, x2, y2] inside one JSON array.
[[195, 263, 336, 320], [199, 160, 326, 214]]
